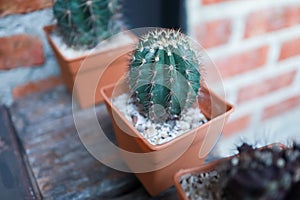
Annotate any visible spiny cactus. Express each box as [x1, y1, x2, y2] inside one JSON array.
[[53, 0, 122, 49], [129, 30, 202, 121], [218, 143, 300, 200]]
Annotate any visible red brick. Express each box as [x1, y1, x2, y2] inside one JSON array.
[[237, 70, 296, 103], [245, 6, 300, 38], [196, 19, 231, 49], [0, 0, 53, 17], [279, 38, 300, 60], [262, 95, 300, 120], [13, 76, 63, 99], [214, 46, 268, 78], [0, 34, 44, 70], [202, 0, 230, 5], [223, 115, 251, 137]]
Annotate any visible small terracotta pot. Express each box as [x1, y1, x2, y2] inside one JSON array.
[[174, 143, 286, 200], [101, 80, 234, 196], [43, 25, 136, 109]]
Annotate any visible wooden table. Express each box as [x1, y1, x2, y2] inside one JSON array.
[[8, 86, 178, 199]]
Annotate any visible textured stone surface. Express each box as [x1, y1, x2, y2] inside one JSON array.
[[279, 37, 300, 60], [0, 8, 59, 106], [223, 115, 251, 138], [0, 0, 52, 17], [0, 106, 39, 199], [187, 0, 300, 138], [196, 19, 231, 48], [245, 6, 300, 38], [214, 46, 269, 79], [237, 70, 297, 103], [12, 76, 63, 99], [202, 0, 231, 5], [262, 95, 300, 121], [0, 34, 44, 70], [9, 86, 178, 199]]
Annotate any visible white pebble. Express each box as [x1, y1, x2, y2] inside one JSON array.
[[147, 125, 156, 138], [178, 121, 190, 131], [185, 116, 193, 124]]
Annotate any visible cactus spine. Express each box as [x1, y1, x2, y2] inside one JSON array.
[[53, 0, 121, 49], [129, 30, 202, 120], [218, 143, 300, 200]]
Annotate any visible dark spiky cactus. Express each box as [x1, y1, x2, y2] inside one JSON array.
[[129, 30, 202, 120], [218, 143, 300, 200], [53, 0, 122, 49]]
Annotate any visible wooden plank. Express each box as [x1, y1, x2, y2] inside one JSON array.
[[9, 86, 178, 199], [0, 106, 40, 199]]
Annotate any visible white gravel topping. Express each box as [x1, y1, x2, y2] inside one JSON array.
[[113, 93, 208, 145], [51, 32, 134, 59], [180, 171, 223, 200]]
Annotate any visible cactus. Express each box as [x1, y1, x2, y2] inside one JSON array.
[[217, 143, 300, 200], [53, 0, 122, 49], [129, 30, 202, 120]]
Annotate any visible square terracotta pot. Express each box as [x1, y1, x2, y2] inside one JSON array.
[[101, 80, 234, 196], [43, 25, 136, 109], [173, 143, 286, 200], [174, 158, 228, 200]]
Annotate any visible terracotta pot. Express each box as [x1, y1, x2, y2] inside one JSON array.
[[174, 143, 286, 200], [101, 80, 234, 196], [43, 25, 136, 109]]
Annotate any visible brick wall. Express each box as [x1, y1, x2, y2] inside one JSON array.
[[187, 0, 300, 149], [1, 0, 300, 148], [0, 1, 61, 106]]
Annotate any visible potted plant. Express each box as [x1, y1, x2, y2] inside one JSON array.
[[174, 143, 295, 200], [101, 29, 234, 196], [43, 0, 136, 108]]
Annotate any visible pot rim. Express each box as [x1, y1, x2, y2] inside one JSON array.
[[173, 143, 287, 200], [43, 24, 136, 62]]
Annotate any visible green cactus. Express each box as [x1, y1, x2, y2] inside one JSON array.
[[129, 30, 202, 120], [53, 0, 121, 49], [217, 143, 300, 200]]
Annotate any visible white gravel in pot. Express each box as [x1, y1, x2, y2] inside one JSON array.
[[180, 171, 224, 200], [113, 93, 208, 145], [51, 32, 134, 59]]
